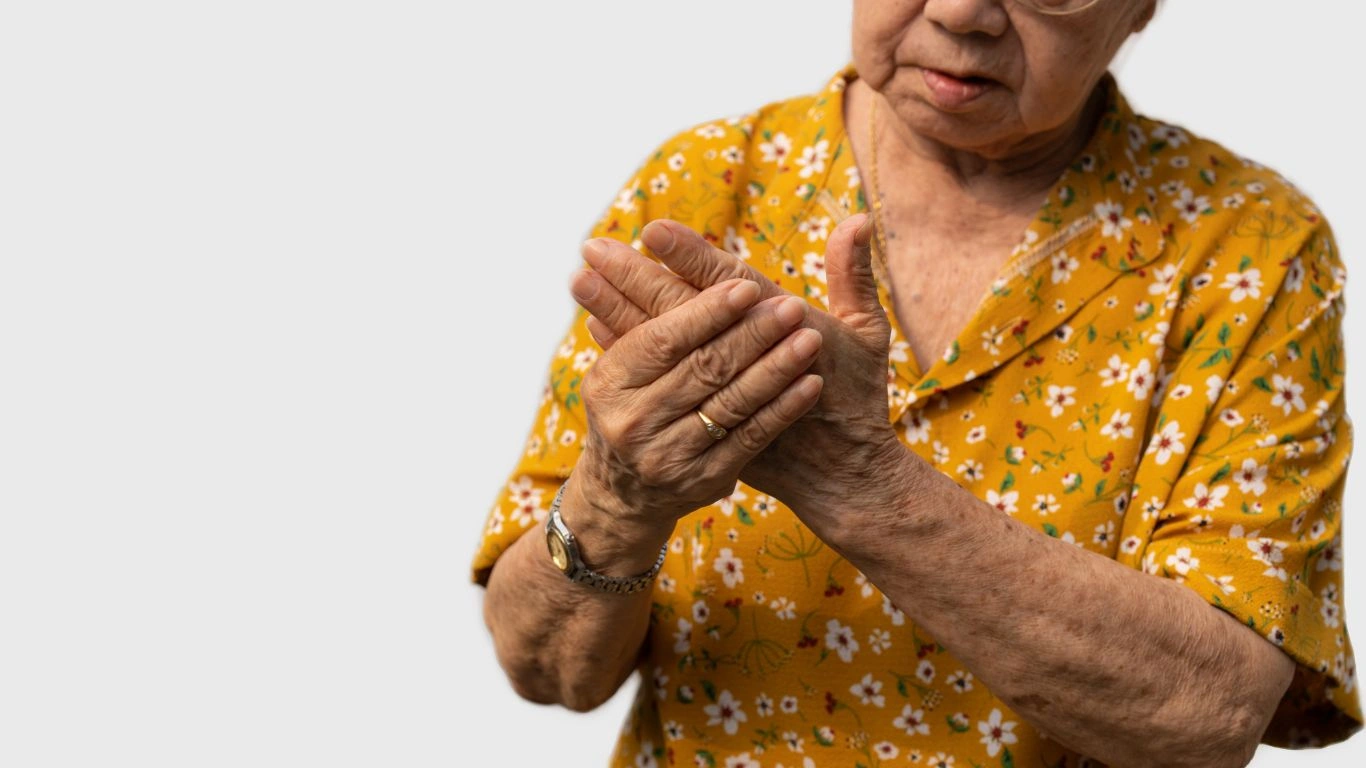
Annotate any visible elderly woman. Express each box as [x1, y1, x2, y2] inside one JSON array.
[[473, 1, 1358, 765]]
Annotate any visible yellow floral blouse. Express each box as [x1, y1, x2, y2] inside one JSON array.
[[473, 65, 1360, 766]]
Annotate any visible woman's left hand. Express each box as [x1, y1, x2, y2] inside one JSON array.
[[572, 214, 909, 518]]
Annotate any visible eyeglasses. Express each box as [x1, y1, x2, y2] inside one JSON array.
[[1012, 0, 1105, 16]]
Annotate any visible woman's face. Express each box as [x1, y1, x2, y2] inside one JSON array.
[[852, 0, 1157, 157]]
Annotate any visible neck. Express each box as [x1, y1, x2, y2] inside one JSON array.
[[868, 81, 1105, 212]]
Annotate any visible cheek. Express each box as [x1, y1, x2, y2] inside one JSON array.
[[851, 0, 918, 88], [1014, 26, 1116, 130]]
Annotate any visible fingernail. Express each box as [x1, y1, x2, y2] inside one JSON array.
[[854, 214, 874, 248], [570, 271, 599, 302], [582, 238, 609, 263], [642, 223, 676, 255], [774, 296, 806, 326], [727, 280, 760, 309], [791, 328, 821, 357]]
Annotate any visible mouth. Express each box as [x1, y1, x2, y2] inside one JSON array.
[[917, 67, 998, 109]]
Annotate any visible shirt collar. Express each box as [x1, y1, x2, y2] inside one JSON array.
[[759, 64, 1171, 421]]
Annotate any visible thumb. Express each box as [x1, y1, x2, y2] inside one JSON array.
[[825, 213, 887, 337]]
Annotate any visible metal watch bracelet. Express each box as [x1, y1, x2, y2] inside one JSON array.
[[544, 480, 667, 595]]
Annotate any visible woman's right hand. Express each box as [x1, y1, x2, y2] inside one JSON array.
[[560, 243, 825, 566]]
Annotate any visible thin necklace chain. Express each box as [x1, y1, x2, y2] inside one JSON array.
[[865, 96, 892, 282]]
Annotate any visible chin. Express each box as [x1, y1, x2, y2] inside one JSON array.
[[894, 93, 1019, 156]]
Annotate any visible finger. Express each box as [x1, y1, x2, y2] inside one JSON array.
[[707, 374, 824, 466], [824, 213, 887, 343], [606, 277, 762, 389], [645, 294, 811, 419], [582, 237, 698, 320], [585, 315, 619, 350], [642, 219, 783, 300], [686, 325, 822, 447], [570, 267, 651, 339]]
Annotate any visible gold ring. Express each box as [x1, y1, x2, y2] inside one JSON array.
[[696, 410, 728, 441]]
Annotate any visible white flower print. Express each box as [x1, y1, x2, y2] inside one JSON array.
[[613, 180, 640, 213], [801, 251, 827, 283], [1032, 494, 1060, 515], [902, 411, 932, 445], [795, 139, 830, 178], [769, 596, 797, 620], [1318, 535, 1343, 572], [1145, 420, 1186, 465], [797, 215, 830, 243], [1148, 264, 1179, 295], [1220, 269, 1262, 302], [1050, 251, 1080, 284], [850, 673, 885, 707], [946, 669, 974, 693], [723, 754, 759, 768], [825, 619, 859, 662], [673, 618, 692, 654], [977, 709, 1019, 757], [755, 692, 774, 717], [723, 226, 750, 260], [694, 124, 726, 139], [1098, 354, 1130, 387], [1183, 483, 1229, 512], [713, 547, 744, 587], [572, 347, 599, 372], [1270, 374, 1307, 415], [1095, 200, 1133, 241], [882, 595, 906, 626], [1205, 574, 1236, 595], [703, 690, 748, 735], [1151, 123, 1189, 147], [1127, 358, 1155, 400], [1101, 410, 1134, 440], [1173, 186, 1210, 223], [1046, 385, 1076, 417], [986, 489, 1019, 515], [1234, 459, 1268, 496], [634, 740, 658, 768], [868, 628, 892, 654], [893, 704, 930, 736], [1165, 546, 1200, 579], [966, 425, 988, 444], [758, 132, 791, 164]]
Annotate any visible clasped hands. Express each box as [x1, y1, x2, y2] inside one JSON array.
[[566, 214, 911, 538]]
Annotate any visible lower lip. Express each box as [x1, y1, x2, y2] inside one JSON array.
[[919, 68, 994, 109]]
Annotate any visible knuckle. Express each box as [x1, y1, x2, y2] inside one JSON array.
[[729, 419, 769, 455], [644, 322, 682, 360], [706, 384, 750, 426], [686, 344, 732, 390]]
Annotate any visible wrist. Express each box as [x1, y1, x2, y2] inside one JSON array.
[[559, 472, 675, 578], [796, 435, 922, 550]]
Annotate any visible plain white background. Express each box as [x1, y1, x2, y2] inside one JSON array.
[[1, 1, 1363, 765]]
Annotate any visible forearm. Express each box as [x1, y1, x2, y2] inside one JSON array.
[[483, 475, 672, 712], [804, 447, 1293, 768]]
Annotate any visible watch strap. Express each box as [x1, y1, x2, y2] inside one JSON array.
[[546, 481, 667, 595]]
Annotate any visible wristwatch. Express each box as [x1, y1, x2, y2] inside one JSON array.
[[544, 481, 667, 595]]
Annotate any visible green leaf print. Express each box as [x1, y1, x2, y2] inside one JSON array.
[[736, 506, 755, 526], [701, 679, 717, 702], [1210, 463, 1232, 484]]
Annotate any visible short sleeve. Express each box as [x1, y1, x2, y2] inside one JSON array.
[[467, 202, 630, 587], [469, 116, 755, 586], [1140, 223, 1361, 746]]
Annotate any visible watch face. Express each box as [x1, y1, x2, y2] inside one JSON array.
[[547, 530, 571, 572]]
